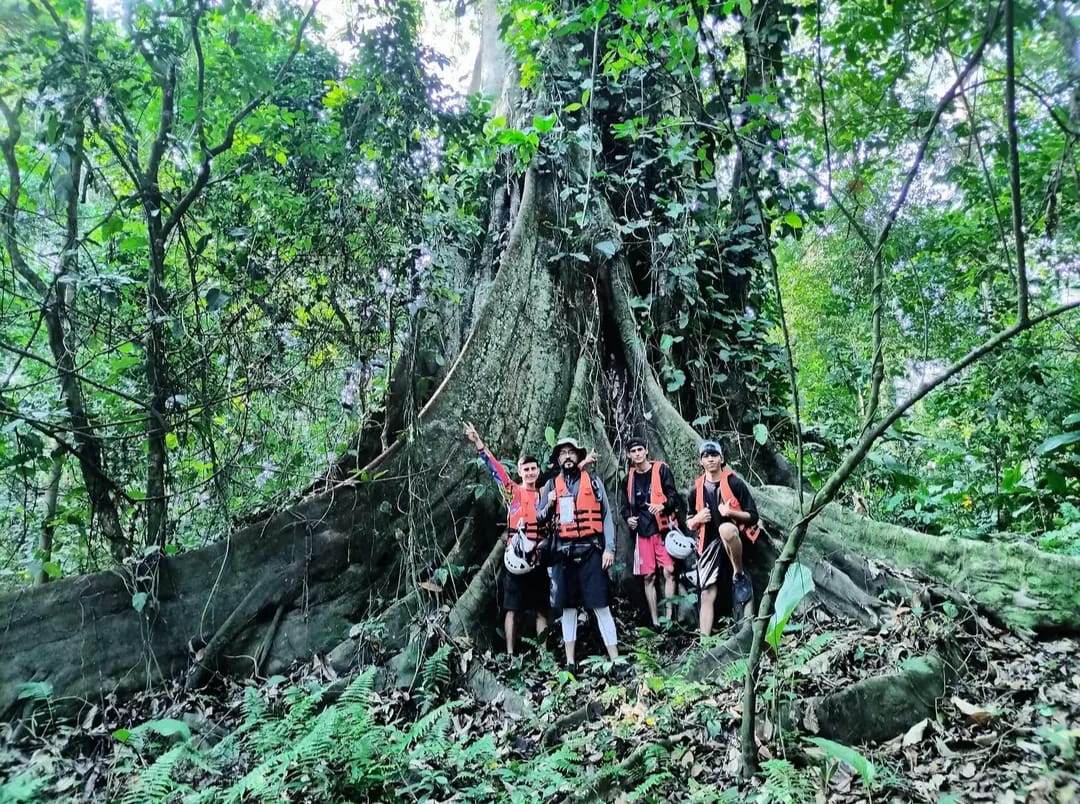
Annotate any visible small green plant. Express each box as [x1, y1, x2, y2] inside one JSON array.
[[805, 736, 891, 800], [754, 758, 816, 802]]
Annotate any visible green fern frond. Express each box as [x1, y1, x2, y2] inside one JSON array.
[[632, 770, 672, 799], [340, 666, 377, 705], [722, 658, 749, 683], [757, 758, 816, 803], [404, 701, 454, 748], [119, 744, 192, 804], [419, 643, 453, 708]]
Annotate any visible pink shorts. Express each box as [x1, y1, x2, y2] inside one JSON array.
[[633, 533, 674, 576]]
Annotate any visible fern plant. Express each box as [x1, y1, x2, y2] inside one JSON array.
[[754, 758, 817, 803], [418, 643, 453, 712]]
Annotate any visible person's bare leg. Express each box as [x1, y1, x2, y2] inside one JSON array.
[[561, 608, 578, 666], [504, 610, 516, 655], [719, 524, 744, 574], [536, 612, 548, 638], [699, 585, 718, 636], [662, 568, 675, 622], [643, 575, 660, 626]]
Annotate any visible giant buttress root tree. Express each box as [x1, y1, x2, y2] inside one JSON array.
[[3, 0, 1080, 746]]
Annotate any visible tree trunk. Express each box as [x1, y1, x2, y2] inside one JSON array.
[[33, 446, 65, 587]]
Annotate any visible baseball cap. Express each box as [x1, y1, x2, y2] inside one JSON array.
[[698, 440, 723, 456]]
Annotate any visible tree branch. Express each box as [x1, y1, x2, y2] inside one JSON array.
[[163, 1, 319, 238], [0, 98, 49, 298], [1004, 0, 1029, 323], [859, 1, 1002, 437]]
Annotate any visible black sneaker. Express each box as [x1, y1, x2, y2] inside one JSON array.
[[733, 572, 752, 604]]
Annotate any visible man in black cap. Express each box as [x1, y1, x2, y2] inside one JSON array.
[[536, 437, 619, 669], [621, 436, 679, 629], [686, 440, 759, 636]]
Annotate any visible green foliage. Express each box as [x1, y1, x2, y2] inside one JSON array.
[[754, 758, 816, 803], [0, 0, 486, 582], [766, 563, 815, 650], [0, 766, 50, 803], [805, 736, 878, 789], [416, 642, 454, 714], [775, 0, 1080, 554], [101, 663, 604, 802]]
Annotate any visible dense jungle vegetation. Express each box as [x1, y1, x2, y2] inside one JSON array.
[[1, 0, 1078, 799]]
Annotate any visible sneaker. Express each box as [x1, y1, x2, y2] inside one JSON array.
[[607, 662, 631, 681], [733, 572, 752, 604]]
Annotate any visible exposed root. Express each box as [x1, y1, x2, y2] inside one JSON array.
[[543, 700, 606, 746], [787, 651, 954, 743], [810, 558, 888, 627], [465, 665, 528, 718], [680, 622, 755, 682], [254, 603, 286, 675], [186, 560, 305, 690], [448, 539, 502, 641]]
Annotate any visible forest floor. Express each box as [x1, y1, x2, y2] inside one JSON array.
[[1, 593, 1077, 802]]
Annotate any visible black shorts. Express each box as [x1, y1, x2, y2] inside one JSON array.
[[550, 542, 610, 610], [697, 531, 755, 589], [500, 566, 550, 612]]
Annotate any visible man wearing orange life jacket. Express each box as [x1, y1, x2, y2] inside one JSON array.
[[686, 440, 759, 637], [464, 422, 549, 656], [536, 437, 619, 671], [620, 436, 679, 629]]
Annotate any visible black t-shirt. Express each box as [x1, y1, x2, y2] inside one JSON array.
[[621, 462, 679, 539], [686, 472, 758, 549]]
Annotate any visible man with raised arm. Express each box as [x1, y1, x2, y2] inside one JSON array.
[[464, 422, 549, 656], [536, 437, 619, 671], [686, 440, 760, 636]]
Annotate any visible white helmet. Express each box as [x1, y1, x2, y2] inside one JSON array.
[[664, 528, 694, 560], [503, 530, 536, 575]]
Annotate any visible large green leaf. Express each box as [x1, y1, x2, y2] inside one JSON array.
[[766, 563, 814, 650], [805, 736, 877, 788], [1036, 431, 1080, 456]]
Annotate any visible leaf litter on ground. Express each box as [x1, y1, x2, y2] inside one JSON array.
[[0, 593, 1076, 802]]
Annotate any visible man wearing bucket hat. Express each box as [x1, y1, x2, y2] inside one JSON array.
[[620, 435, 679, 629], [536, 436, 619, 669], [686, 439, 760, 636]]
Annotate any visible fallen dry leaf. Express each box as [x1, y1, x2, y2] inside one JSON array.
[[903, 717, 929, 746], [951, 695, 994, 726]]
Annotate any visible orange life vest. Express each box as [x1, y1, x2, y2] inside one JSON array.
[[692, 468, 761, 554], [506, 484, 542, 541], [626, 461, 675, 532], [554, 471, 604, 540]]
